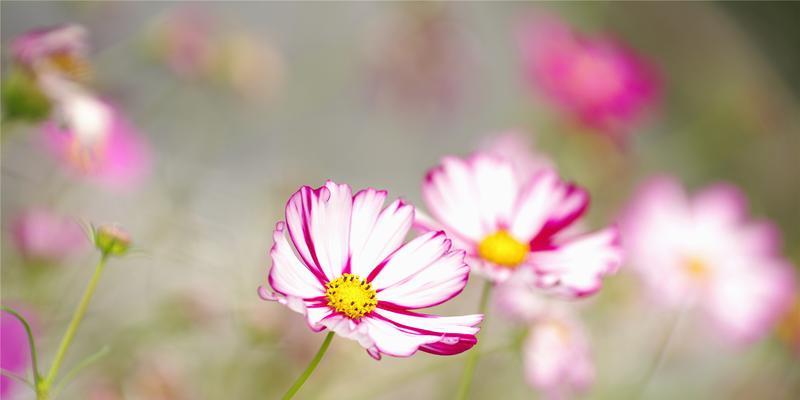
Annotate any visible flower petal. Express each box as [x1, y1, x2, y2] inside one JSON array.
[[511, 170, 588, 244], [268, 222, 325, 299], [377, 245, 469, 309], [423, 154, 517, 242], [349, 189, 413, 277], [529, 227, 622, 297], [285, 181, 352, 281], [363, 308, 482, 357]]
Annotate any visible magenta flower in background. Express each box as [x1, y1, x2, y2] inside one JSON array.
[[11, 208, 87, 263], [40, 97, 152, 192], [1, 307, 37, 397], [259, 181, 482, 359], [417, 153, 621, 293], [11, 24, 89, 80], [621, 177, 796, 343], [148, 7, 215, 79], [523, 311, 594, 400], [517, 16, 659, 139]]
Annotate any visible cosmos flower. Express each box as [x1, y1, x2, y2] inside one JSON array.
[[416, 153, 621, 294], [517, 16, 659, 139], [620, 176, 796, 343], [11, 24, 90, 81], [258, 181, 482, 359], [523, 311, 594, 400], [10, 208, 87, 263], [40, 94, 151, 192], [1, 307, 37, 398]]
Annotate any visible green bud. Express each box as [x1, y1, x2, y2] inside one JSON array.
[[1, 69, 52, 122], [94, 225, 131, 256]]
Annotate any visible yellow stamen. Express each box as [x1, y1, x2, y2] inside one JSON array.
[[325, 273, 377, 319], [683, 257, 709, 281], [478, 230, 528, 268]]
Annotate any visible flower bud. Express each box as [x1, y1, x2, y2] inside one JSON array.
[[94, 225, 131, 256]]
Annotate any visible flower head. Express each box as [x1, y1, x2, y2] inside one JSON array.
[[417, 153, 621, 295], [94, 225, 132, 256], [40, 96, 151, 191], [523, 311, 594, 400], [12, 24, 90, 81], [620, 177, 796, 343], [10, 208, 87, 263], [517, 16, 659, 138], [259, 181, 482, 359]]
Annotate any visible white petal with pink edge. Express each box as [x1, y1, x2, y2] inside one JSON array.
[[528, 227, 622, 297], [285, 181, 352, 281], [349, 189, 413, 277], [267, 222, 325, 299]]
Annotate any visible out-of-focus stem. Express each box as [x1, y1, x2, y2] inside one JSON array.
[[454, 281, 492, 400]]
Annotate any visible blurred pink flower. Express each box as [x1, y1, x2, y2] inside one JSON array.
[[259, 181, 482, 359], [1, 306, 37, 397], [11, 24, 90, 80], [621, 177, 796, 343], [40, 96, 151, 191], [517, 16, 659, 138], [417, 153, 621, 293], [523, 311, 594, 400], [11, 208, 86, 263], [148, 8, 215, 78]]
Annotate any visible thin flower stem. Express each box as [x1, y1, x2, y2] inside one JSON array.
[[454, 280, 492, 400], [281, 331, 335, 400], [633, 305, 688, 399], [51, 346, 110, 398], [42, 254, 110, 392], [1, 306, 42, 387]]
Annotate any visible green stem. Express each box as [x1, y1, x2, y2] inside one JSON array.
[[0, 368, 33, 388], [632, 306, 687, 399], [454, 281, 492, 400], [1, 306, 42, 387], [281, 332, 334, 400], [41, 254, 110, 395]]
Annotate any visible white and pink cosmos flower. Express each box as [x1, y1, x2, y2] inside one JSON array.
[[517, 16, 659, 139], [621, 176, 796, 343], [416, 153, 622, 295], [11, 24, 90, 80], [494, 268, 595, 399], [259, 181, 482, 360], [40, 95, 151, 192], [523, 311, 594, 400]]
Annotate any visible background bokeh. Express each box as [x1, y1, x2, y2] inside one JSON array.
[[2, 2, 799, 399]]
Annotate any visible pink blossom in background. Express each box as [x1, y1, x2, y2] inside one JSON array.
[[481, 130, 554, 182], [11, 24, 90, 80], [1, 307, 37, 398], [41, 99, 152, 192], [417, 153, 621, 294], [517, 16, 659, 139], [10, 208, 87, 263], [259, 181, 482, 359], [148, 8, 215, 79], [620, 177, 796, 344], [523, 312, 594, 400]]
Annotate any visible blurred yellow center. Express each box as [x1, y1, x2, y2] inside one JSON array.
[[47, 53, 90, 81], [683, 257, 709, 280], [325, 273, 377, 319], [478, 230, 528, 268]]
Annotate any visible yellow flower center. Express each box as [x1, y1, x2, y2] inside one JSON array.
[[47, 52, 91, 81], [325, 273, 378, 319], [683, 257, 710, 281], [478, 230, 528, 268]]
